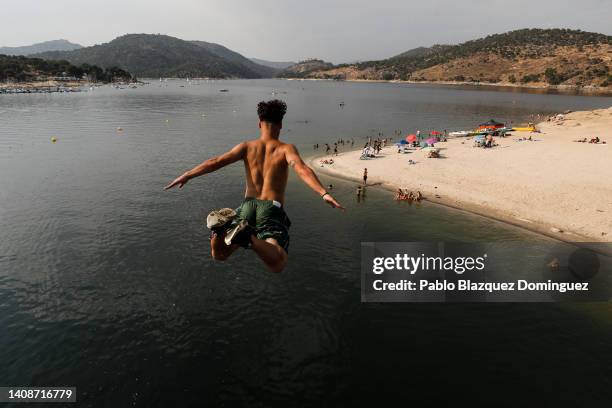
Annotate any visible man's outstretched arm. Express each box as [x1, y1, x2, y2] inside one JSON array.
[[164, 142, 246, 190], [285, 144, 345, 210]]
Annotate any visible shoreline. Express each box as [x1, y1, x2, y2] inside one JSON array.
[[308, 152, 577, 243], [0, 80, 144, 94], [0, 80, 89, 93], [308, 108, 612, 243], [285, 77, 612, 96]]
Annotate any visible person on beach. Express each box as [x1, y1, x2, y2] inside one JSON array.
[[363, 168, 368, 185], [394, 189, 405, 201], [165, 100, 344, 273]]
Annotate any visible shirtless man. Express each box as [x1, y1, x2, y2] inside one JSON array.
[[165, 100, 344, 273]]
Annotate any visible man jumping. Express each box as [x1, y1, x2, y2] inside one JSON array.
[[165, 100, 344, 273]]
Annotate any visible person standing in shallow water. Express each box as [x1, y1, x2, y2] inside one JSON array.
[[165, 100, 345, 273], [363, 168, 368, 185]]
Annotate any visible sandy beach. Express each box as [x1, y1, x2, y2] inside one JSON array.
[[312, 107, 612, 241]]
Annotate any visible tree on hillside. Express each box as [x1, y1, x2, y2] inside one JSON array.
[[0, 55, 133, 83], [544, 68, 563, 85]]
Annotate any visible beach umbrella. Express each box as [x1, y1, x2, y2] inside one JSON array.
[[430, 131, 441, 135], [406, 134, 417, 142], [399, 140, 408, 145], [425, 137, 437, 145]]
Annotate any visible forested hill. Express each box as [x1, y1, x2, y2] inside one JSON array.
[[0, 54, 132, 82], [34, 34, 275, 79], [189, 40, 276, 77], [278, 29, 612, 89]]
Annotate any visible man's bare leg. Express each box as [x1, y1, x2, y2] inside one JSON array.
[[251, 237, 287, 273], [210, 233, 240, 261]]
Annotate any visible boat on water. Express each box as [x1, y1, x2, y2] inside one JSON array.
[[448, 131, 470, 137], [433, 119, 520, 139], [477, 119, 505, 131], [450, 119, 515, 138], [447, 129, 489, 137]]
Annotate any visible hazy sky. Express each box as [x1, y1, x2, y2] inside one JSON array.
[[1, 0, 611, 63]]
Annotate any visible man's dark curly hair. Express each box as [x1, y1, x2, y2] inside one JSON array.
[[257, 99, 287, 124]]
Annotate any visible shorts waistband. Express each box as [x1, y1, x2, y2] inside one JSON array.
[[243, 197, 283, 208]]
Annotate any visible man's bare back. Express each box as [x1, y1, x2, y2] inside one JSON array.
[[164, 100, 344, 273], [242, 138, 289, 204]]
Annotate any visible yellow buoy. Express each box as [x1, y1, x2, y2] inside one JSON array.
[[116, 127, 123, 132], [51, 137, 57, 143]]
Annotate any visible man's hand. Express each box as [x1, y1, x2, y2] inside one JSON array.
[[164, 173, 190, 190], [323, 193, 345, 210]]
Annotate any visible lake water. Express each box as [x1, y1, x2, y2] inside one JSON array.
[[1, 79, 612, 407]]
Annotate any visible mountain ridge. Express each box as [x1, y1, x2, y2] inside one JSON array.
[[278, 28, 612, 89], [189, 40, 276, 77], [0, 39, 83, 56], [33, 34, 275, 79], [249, 58, 295, 70]]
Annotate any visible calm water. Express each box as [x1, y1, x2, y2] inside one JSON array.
[[1, 80, 612, 407]]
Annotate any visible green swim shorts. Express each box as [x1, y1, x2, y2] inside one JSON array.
[[233, 197, 291, 253]]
